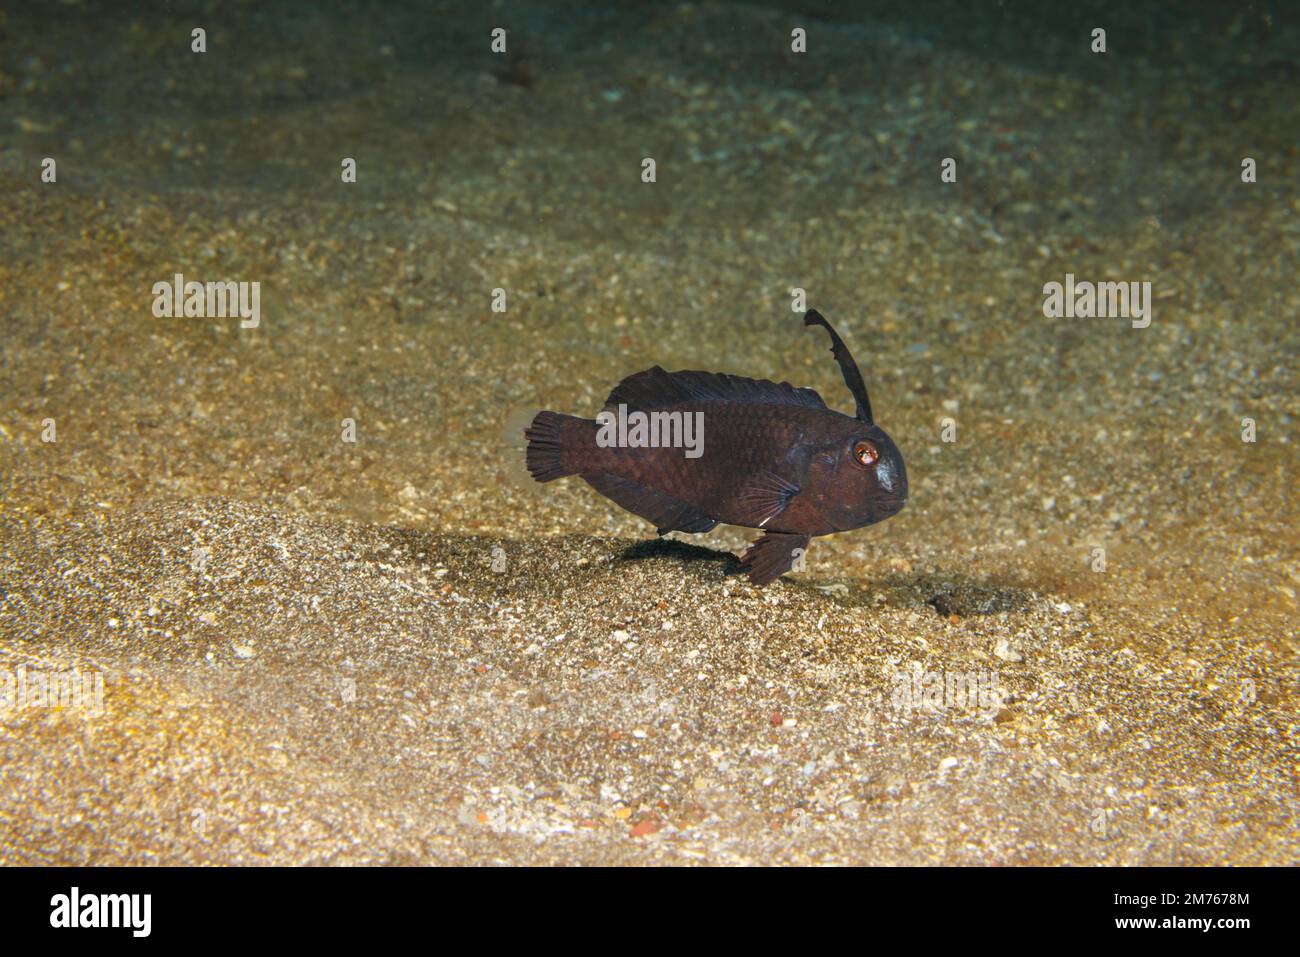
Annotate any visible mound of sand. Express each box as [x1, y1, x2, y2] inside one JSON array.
[[1, 498, 1292, 864]]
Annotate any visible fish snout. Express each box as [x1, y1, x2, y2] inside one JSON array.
[[874, 460, 908, 520]]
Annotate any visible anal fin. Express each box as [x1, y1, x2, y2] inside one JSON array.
[[582, 472, 718, 535]]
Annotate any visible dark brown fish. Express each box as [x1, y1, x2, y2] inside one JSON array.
[[524, 310, 907, 585]]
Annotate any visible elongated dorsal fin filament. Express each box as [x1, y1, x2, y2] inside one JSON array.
[[803, 309, 873, 423]]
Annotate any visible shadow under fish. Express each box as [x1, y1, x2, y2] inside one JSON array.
[[525, 310, 908, 585]]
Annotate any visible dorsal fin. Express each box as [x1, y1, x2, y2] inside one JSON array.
[[803, 309, 873, 423], [604, 367, 827, 413]]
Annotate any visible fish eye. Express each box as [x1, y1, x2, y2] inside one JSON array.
[[853, 440, 878, 467]]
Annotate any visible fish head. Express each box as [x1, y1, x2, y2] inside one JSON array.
[[799, 310, 907, 531], [809, 423, 908, 531]]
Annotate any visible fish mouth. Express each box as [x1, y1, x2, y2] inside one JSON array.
[[874, 494, 908, 519]]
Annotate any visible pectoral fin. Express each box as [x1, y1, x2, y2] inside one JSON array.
[[735, 470, 801, 528], [739, 531, 811, 586]]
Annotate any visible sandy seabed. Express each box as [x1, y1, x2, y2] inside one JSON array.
[[1, 1, 1296, 864]]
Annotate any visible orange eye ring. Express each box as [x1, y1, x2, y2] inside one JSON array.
[[854, 440, 879, 467]]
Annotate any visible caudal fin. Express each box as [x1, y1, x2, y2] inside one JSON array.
[[524, 411, 584, 482]]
